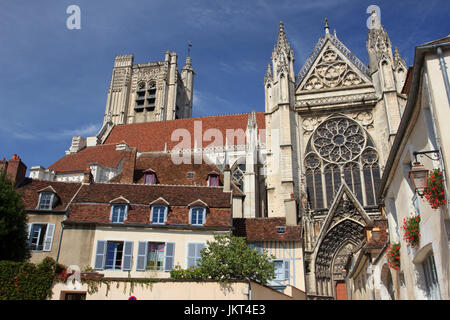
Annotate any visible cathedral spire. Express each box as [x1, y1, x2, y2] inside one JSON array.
[[324, 18, 330, 35], [275, 21, 292, 52]]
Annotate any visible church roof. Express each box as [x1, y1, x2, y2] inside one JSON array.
[[103, 112, 266, 152]]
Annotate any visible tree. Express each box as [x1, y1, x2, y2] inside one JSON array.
[[0, 172, 30, 262], [171, 234, 275, 285]]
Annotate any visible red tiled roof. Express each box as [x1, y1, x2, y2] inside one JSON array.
[[72, 183, 232, 208], [48, 144, 131, 173], [104, 112, 266, 152], [233, 218, 302, 241], [17, 179, 82, 211]]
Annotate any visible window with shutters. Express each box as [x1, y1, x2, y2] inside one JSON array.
[[150, 205, 168, 224], [190, 207, 206, 225], [187, 242, 205, 268], [27, 223, 55, 252], [104, 241, 124, 270], [110, 204, 128, 223], [136, 241, 175, 272], [270, 259, 290, 289], [208, 174, 220, 187]]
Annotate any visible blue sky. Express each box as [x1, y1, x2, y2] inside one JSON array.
[[0, 0, 449, 171]]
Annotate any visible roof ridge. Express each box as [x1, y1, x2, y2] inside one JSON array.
[[98, 181, 229, 189]]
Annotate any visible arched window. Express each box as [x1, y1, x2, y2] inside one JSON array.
[[304, 115, 380, 209], [231, 158, 246, 192], [135, 81, 157, 112]]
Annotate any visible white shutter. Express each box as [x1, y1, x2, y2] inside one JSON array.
[[94, 240, 107, 269], [164, 242, 175, 271], [43, 224, 55, 252], [136, 241, 147, 271], [122, 241, 133, 271], [27, 223, 32, 244]]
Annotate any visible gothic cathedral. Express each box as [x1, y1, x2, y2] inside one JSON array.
[[264, 11, 406, 297]]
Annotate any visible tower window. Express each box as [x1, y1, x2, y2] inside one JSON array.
[[135, 81, 157, 112]]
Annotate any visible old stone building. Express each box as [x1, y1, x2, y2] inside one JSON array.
[[19, 10, 416, 299]]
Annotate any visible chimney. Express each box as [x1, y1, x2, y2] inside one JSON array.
[[6, 154, 27, 186], [223, 164, 231, 192], [83, 167, 93, 184]]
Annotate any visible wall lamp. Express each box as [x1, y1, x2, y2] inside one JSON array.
[[409, 150, 441, 197]]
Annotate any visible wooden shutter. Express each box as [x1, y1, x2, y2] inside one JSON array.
[[27, 223, 32, 244], [164, 242, 175, 271], [94, 240, 107, 270], [187, 243, 196, 268], [284, 260, 290, 281], [43, 224, 55, 252], [136, 241, 147, 271], [122, 241, 133, 271]]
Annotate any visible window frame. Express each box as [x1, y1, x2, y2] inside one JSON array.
[[110, 204, 128, 223], [189, 206, 206, 226], [150, 205, 168, 225], [208, 174, 220, 187], [104, 240, 125, 270], [37, 192, 55, 210], [27, 222, 55, 252], [136, 240, 175, 272], [144, 172, 156, 185]]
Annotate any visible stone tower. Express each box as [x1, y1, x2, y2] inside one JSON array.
[[103, 52, 194, 126], [264, 22, 299, 226]]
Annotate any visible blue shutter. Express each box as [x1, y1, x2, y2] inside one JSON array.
[[187, 243, 196, 268], [164, 242, 175, 271], [122, 241, 133, 271], [94, 240, 107, 269], [136, 241, 147, 271], [284, 260, 290, 282], [43, 224, 55, 252]]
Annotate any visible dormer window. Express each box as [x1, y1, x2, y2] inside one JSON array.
[[38, 192, 54, 210], [208, 173, 220, 187], [151, 205, 168, 224], [111, 204, 128, 223], [144, 172, 156, 185], [37, 187, 58, 210], [190, 206, 206, 225]]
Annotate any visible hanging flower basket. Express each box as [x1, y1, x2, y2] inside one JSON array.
[[385, 243, 401, 270], [424, 168, 447, 209], [402, 214, 421, 247]]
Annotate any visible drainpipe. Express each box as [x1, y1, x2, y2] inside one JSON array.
[[55, 221, 64, 262], [436, 46, 450, 107]]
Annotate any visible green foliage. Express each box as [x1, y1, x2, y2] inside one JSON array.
[[0, 257, 59, 300], [0, 172, 30, 262], [170, 234, 275, 285]]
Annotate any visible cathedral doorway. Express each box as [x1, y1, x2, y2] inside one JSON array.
[[335, 281, 347, 300]]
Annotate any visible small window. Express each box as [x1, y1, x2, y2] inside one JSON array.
[[63, 292, 86, 300], [110, 204, 127, 223], [105, 241, 124, 270], [190, 207, 206, 225], [423, 252, 441, 300], [272, 259, 290, 283], [187, 172, 194, 179], [187, 243, 205, 268], [151, 205, 167, 224], [208, 174, 220, 187], [38, 192, 54, 210], [276, 226, 286, 234], [144, 172, 156, 185]]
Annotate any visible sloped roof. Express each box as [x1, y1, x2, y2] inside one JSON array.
[[48, 143, 130, 173], [104, 113, 266, 152], [233, 217, 302, 241], [17, 179, 82, 211], [72, 183, 232, 208]]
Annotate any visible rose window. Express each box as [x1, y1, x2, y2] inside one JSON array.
[[312, 118, 366, 163]]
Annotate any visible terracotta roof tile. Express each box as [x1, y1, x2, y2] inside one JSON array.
[[17, 178, 82, 211], [233, 218, 302, 241], [104, 112, 266, 152], [48, 144, 130, 173]]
